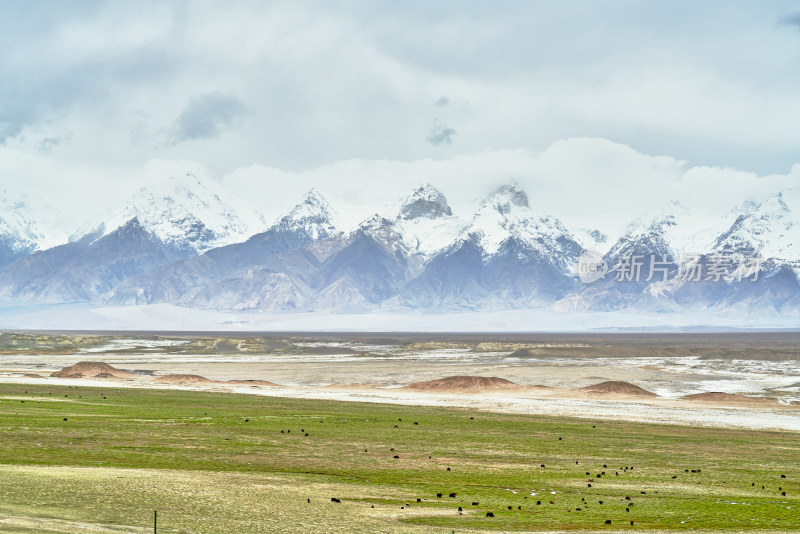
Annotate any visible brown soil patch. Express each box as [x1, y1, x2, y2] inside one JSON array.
[[51, 361, 136, 379], [403, 376, 521, 393], [682, 392, 778, 405], [226, 379, 280, 386], [580, 381, 658, 397], [153, 374, 215, 384]]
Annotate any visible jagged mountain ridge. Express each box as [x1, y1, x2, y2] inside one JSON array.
[[399, 183, 584, 309], [399, 183, 453, 220], [0, 194, 69, 268], [105, 182, 588, 311], [565, 194, 800, 314], [0, 218, 185, 303], [0, 199, 43, 268], [0, 177, 798, 315], [712, 186, 800, 264], [75, 173, 265, 256], [103, 189, 342, 306], [0, 173, 266, 305]]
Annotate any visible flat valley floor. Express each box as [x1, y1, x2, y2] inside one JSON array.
[[0, 331, 798, 532]]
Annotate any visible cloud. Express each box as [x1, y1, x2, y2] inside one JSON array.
[[2, 1, 800, 233], [37, 135, 69, 153], [426, 119, 456, 145], [221, 138, 799, 239], [164, 92, 249, 145], [780, 12, 800, 30], [0, 107, 36, 144]]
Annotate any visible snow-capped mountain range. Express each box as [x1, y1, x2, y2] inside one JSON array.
[[73, 173, 265, 255], [713, 186, 800, 263], [0, 193, 70, 268], [0, 197, 48, 268], [0, 173, 798, 317]]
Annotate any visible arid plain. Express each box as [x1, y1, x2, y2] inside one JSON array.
[[2, 331, 799, 430], [1, 331, 798, 532]]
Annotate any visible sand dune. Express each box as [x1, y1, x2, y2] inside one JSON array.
[[404, 376, 522, 393], [580, 381, 658, 397], [52, 361, 136, 379]]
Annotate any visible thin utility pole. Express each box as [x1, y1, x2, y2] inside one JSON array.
[[154, 510, 157, 533]]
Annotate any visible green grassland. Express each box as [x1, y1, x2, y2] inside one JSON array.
[[0, 383, 797, 533]]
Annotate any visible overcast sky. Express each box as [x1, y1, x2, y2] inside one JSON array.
[[1, 0, 800, 233]]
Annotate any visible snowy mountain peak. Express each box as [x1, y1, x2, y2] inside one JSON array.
[[398, 183, 453, 220], [610, 200, 726, 259], [462, 182, 581, 261], [624, 201, 687, 236], [302, 188, 329, 209], [0, 195, 57, 267], [272, 189, 338, 241], [352, 213, 412, 259], [82, 172, 264, 256], [768, 186, 798, 214], [358, 213, 394, 231], [163, 172, 204, 193], [0, 193, 68, 254], [0, 197, 45, 254], [482, 181, 530, 213], [712, 186, 800, 261]]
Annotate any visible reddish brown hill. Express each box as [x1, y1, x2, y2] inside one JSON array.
[[153, 374, 215, 384], [227, 379, 280, 386], [404, 376, 520, 393], [51, 361, 136, 379], [580, 381, 657, 397]]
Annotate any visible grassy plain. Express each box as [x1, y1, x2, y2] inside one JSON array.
[[0, 382, 797, 533]]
